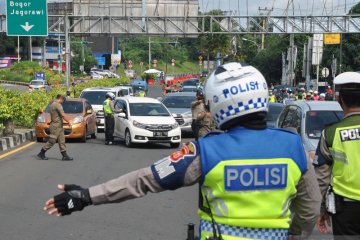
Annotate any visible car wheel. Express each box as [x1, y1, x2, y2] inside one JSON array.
[[125, 129, 133, 148], [91, 127, 97, 139], [170, 142, 180, 148], [81, 127, 87, 143], [37, 137, 43, 143]]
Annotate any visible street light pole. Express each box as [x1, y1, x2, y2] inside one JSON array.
[[242, 38, 261, 52]]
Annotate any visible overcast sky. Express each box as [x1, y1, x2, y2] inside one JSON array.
[[199, 0, 358, 15], [1, 0, 358, 16]]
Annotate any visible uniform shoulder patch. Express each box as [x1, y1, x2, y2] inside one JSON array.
[[170, 142, 197, 162], [151, 141, 199, 190]]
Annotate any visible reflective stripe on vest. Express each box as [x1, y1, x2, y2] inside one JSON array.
[[103, 99, 112, 114], [198, 128, 307, 234], [329, 124, 360, 201], [200, 220, 288, 240]]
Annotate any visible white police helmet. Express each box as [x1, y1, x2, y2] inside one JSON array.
[[204, 62, 269, 129], [106, 92, 115, 100], [334, 72, 360, 85]]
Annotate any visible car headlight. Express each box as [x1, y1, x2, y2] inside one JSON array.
[[133, 120, 148, 129], [171, 122, 179, 129], [37, 115, 45, 123], [182, 111, 192, 119], [96, 110, 104, 117], [73, 116, 83, 124]]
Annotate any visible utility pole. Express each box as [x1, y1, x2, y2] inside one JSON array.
[[148, 36, 151, 69], [17, 36, 20, 63], [29, 36, 33, 61], [258, 7, 273, 50], [288, 34, 295, 86], [81, 36, 85, 74], [65, 15, 71, 96]]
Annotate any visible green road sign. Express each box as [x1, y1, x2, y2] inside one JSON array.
[[6, 0, 48, 36]]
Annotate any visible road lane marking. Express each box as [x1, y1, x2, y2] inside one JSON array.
[[0, 142, 36, 159]]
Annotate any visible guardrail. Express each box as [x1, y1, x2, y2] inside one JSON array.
[[0, 78, 91, 88], [0, 80, 29, 86]]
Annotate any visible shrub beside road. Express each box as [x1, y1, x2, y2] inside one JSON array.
[[0, 77, 129, 135]]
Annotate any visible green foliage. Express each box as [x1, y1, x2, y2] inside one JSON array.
[[71, 38, 98, 74], [0, 77, 129, 133], [120, 36, 190, 69], [197, 10, 230, 62], [0, 61, 65, 84]]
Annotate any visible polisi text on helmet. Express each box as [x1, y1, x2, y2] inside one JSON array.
[[223, 81, 259, 99]]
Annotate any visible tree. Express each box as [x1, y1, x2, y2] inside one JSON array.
[[197, 10, 230, 69], [71, 38, 97, 74]]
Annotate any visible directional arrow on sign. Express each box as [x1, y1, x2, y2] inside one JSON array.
[[20, 22, 34, 32]]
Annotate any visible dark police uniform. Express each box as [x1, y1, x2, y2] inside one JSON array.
[[43, 101, 66, 153]]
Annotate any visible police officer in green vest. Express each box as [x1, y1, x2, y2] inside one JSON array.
[[315, 72, 360, 239], [103, 92, 118, 145], [44, 63, 321, 239], [137, 87, 146, 97]]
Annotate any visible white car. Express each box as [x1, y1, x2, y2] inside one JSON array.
[[91, 72, 104, 79], [28, 79, 52, 92], [79, 86, 134, 130], [113, 96, 181, 148]]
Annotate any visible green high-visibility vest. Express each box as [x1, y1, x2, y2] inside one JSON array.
[[103, 99, 112, 115], [197, 128, 306, 239], [325, 114, 360, 200], [139, 91, 145, 97]]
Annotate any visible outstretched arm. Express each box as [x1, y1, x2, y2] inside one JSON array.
[[44, 142, 201, 216]]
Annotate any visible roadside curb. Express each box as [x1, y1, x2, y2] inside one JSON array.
[[0, 129, 35, 152]]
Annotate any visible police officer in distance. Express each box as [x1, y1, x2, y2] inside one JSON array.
[[195, 90, 216, 139], [315, 72, 360, 239], [37, 94, 73, 161], [44, 63, 321, 239], [191, 89, 207, 140], [103, 92, 121, 145]]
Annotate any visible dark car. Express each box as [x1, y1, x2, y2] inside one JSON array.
[[265, 102, 285, 128]]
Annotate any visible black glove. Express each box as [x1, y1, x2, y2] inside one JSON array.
[[54, 184, 92, 216]]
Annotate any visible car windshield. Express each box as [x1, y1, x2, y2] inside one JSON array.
[[182, 80, 198, 86], [30, 80, 44, 85], [80, 91, 115, 105], [129, 103, 170, 116], [133, 85, 145, 91], [162, 96, 196, 109], [45, 101, 83, 114], [306, 111, 344, 139], [265, 104, 284, 122], [182, 87, 198, 92]]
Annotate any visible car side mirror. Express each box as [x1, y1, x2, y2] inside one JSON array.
[[86, 109, 93, 115], [118, 112, 126, 118], [284, 127, 299, 134]]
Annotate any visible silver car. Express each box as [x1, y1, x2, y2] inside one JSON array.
[[161, 92, 197, 132], [28, 79, 51, 92], [277, 101, 344, 160]]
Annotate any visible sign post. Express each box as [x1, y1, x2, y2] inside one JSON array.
[[6, 0, 48, 36]]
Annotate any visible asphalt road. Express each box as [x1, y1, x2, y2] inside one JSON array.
[[0, 84, 331, 240]]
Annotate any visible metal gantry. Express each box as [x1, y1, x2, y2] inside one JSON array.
[[1, 14, 360, 35]]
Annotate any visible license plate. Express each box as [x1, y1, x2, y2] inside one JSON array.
[[153, 132, 168, 137]]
